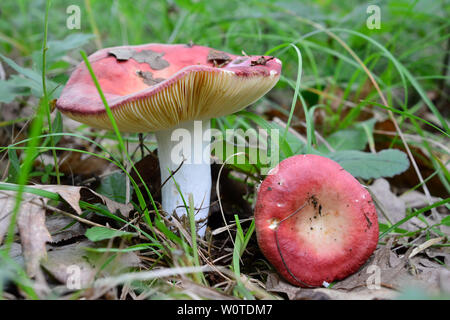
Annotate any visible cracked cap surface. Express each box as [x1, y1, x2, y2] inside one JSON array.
[[56, 43, 282, 132]]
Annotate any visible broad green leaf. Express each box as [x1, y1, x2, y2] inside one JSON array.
[[85, 226, 137, 242], [0, 78, 29, 103], [96, 171, 129, 204], [326, 149, 410, 179], [0, 55, 60, 99], [32, 33, 94, 70], [319, 119, 377, 152], [320, 128, 367, 152]]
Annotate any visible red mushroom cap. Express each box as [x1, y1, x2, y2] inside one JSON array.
[[255, 154, 378, 287], [56, 43, 281, 132]]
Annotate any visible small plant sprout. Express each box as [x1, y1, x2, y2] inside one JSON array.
[[254, 154, 379, 287], [56, 43, 282, 236]]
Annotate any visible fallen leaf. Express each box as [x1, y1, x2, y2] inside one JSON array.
[[408, 256, 450, 295], [424, 247, 450, 265], [17, 197, 52, 277], [0, 190, 52, 277], [399, 190, 440, 209], [0, 184, 134, 278], [265, 273, 301, 300], [369, 178, 406, 224], [41, 184, 133, 217], [43, 242, 96, 289], [129, 152, 161, 206], [369, 178, 425, 230], [179, 280, 239, 300], [58, 151, 112, 176], [45, 213, 86, 243], [42, 240, 141, 289], [0, 191, 14, 243], [409, 237, 445, 259], [333, 238, 413, 290], [265, 273, 398, 300]]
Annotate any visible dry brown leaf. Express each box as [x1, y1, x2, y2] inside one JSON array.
[[265, 273, 302, 300], [409, 237, 445, 259], [42, 240, 141, 289], [265, 273, 398, 300], [369, 178, 426, 230], [0, 191, 14, 243], [179, 280, 239, 300], [424, 247, 450, 265], [129, 152, 161, 205], [45, 213, 86, 243], [41, 184, 133, 217], [296, 287, 397, 300], [408, 257, 450, 295], [333, 238, 413, 291], [17, 197, 52, 277], [0, 184, 133, 278], [0, 190, 52, 277], [58, 151, 112, 176], [399, 190, 440, 209]]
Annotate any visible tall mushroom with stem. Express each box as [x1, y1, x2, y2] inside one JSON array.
[[56, 43, 281, 236]]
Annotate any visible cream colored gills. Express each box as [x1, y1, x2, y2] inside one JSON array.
[[66, 70, 279, 133]]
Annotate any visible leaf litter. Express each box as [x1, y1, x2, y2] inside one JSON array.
[[0, 184, 135, 281], [263, 172, 449, 300]]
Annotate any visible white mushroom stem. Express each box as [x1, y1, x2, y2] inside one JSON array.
[[155, 120, 211, 237]]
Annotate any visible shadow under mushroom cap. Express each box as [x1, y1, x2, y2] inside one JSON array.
[[56, 43, 282, 132]]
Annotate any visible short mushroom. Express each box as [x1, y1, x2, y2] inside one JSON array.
[[56, 43, 281, 236], [254, 154, 378, 287]]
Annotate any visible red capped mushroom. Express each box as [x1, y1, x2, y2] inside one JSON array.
[[56, 43, 281, 236], [254, 154, 378, 287]]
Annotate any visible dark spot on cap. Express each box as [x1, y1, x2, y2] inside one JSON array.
[[207, 49, 232, 67], [250, 56, 274, 66], [310, 195, 318, 209], [267, 187, 272, 191], [136, 71, 165, 86]]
